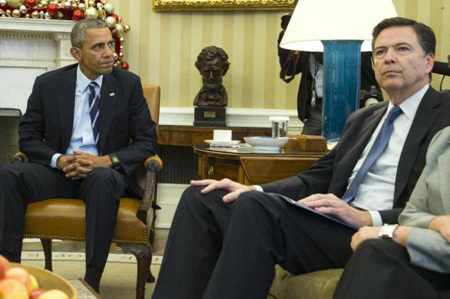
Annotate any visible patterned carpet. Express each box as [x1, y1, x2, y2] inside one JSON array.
[[20, 229, 168, 298]]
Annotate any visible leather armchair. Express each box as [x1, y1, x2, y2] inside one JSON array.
[[15, 85, 162, 299]]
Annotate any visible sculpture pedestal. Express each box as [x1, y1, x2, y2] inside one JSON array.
[[194, 107, 226, 127]]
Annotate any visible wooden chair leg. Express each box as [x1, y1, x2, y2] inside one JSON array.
[[40, 239, 53, 271], [120, 244, 153, 299]]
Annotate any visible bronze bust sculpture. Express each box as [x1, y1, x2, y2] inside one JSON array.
[[194, 46, 230, 107]]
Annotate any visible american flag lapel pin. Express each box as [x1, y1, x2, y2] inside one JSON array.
[[109, 92, 115, 97]]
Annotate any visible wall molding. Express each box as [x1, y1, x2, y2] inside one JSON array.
[[160, 107, 304, 134]]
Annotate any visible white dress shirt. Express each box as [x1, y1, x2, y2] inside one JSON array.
[[349, 84, 429, 226], [50, 66, 103, 168], [255, 84, 430, 227]]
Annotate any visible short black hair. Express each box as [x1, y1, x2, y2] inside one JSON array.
[[372, 17, 436, 56]]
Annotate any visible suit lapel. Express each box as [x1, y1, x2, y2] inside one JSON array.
[[97, 71, 118, 154], [394, 88, 441, 201], [58, 67, 77, 152], [339, 103, 387, 177]]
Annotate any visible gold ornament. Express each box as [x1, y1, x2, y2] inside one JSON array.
[[78, 3, 85, 10], [119, 52, 123, 58], [84, 6, 98, 19], [123, 25, 130, 32], [96, 2, 102, 9], [31, 10, 39, 18], [88, 0, 94, 6], [19, 5, 27, 13], [114, 53, 118, 60], [105, 16, 116, 28], [103, 3, 114, 14], [64, 1, 70, 8], [6, 9, 12, 17], [0, 9, 4, 16], [97, 8, 106, 20], [25, 13, 30, 18], [119, 37, 124, 42], [115, 23, 124, 36], [0, 0, 6, 6], [6, 0, 24, 9], [12, 9, 21, 17]]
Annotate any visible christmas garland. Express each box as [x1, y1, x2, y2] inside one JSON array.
[[0, 0, 130, 70]]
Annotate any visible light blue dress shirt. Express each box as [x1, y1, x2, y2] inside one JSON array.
[[50, 66, 103, 168]]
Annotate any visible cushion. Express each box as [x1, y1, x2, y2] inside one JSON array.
[[268, 265, 343, 299]]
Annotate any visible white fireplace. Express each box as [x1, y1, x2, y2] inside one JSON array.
[[0, 18, 76, 113]]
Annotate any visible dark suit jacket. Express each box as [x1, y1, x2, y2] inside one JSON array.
[[278, 15, 380, 123], [18, 63, 158, 197], [262, 87, 450, 224]]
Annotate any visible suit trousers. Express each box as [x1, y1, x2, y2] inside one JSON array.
[[153, 186, 356, 299], [333, 239, 450, 299], [0, 162, 125, 271]]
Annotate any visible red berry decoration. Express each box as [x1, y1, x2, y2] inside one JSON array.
[[111, 13, 119, 22], [25, 0, 37, 8], [121, 61, 129, 70], [47, 3, 58, 16], [72, 9, 84, 21]]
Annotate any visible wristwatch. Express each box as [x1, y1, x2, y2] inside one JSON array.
[[109, 153, 121, 168], [378, 224, 398, 239]]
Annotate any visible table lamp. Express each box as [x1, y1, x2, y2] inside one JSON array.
[[280, 0, 397, 141]]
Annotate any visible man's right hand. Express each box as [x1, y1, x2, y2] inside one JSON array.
[[190, 179, 255, 203], [56, 155, 77, 171]]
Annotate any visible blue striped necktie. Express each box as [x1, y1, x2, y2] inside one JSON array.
[[341, 106, 403, 203], [88, 81, 100, 144]]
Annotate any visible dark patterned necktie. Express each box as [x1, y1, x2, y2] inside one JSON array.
[[88, 81, 100, 144], [341, 106, 403, 203]]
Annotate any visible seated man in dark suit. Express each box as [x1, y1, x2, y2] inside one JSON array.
[[152, 17, 450, 299], [0, 18, 158, 292], [334, 127, 450, 299]]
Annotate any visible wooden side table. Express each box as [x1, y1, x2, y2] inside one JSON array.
[[194, 144, 326, 185], [158, 125, 272, 146]]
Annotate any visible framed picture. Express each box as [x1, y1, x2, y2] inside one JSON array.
[[153, 0, 294, 11]]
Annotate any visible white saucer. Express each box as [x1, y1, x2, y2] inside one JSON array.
[[205, 140, 241, 147], [244, 137, 289, 151]]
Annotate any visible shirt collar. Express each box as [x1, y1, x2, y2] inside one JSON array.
[[387, 84, 429, 122], [76, 65, 103, 93]]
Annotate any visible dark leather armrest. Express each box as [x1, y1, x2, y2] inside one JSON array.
[[12, 152, 28, 163], [138, 155, 164, 224]]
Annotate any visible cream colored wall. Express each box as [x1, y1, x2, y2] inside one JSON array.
[[109, 0, 450, 109]]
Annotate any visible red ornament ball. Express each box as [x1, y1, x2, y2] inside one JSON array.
[[25, 0, 37, 8], [121, 61, 129, 71], [47, 3, 58, 16], [72, 9, 83, 21], [111, 13, 119, 22]]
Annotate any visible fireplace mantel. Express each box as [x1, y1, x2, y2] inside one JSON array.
[[0, 18, 76, 112]]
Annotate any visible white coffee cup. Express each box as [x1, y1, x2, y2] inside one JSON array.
[[213, 130, 232, 141]]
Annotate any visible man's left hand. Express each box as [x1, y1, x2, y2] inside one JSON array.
[[298, 193, 372, 228], [350, 226, 380, 251], [63, 151, 112, 179]]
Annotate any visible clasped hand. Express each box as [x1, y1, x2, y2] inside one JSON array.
[[57, 150, 111, 180], [297, 193, 372, 229]]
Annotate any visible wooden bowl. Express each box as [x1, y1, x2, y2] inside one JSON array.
[[11, 263, 77, 299]]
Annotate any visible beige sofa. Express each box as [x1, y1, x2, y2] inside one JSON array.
[[268, 265, 343, 299]]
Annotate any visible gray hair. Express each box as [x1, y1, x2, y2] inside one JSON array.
[[70, 18, 107, 48]]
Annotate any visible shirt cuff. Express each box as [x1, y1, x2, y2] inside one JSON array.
[[253, 185, 264, 192], [51, 153, 63, 168], [369, 210, 383, 227]]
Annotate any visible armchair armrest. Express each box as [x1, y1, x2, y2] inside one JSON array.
[[138, 155, 163, 224], [12, 152, 28, 163]]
